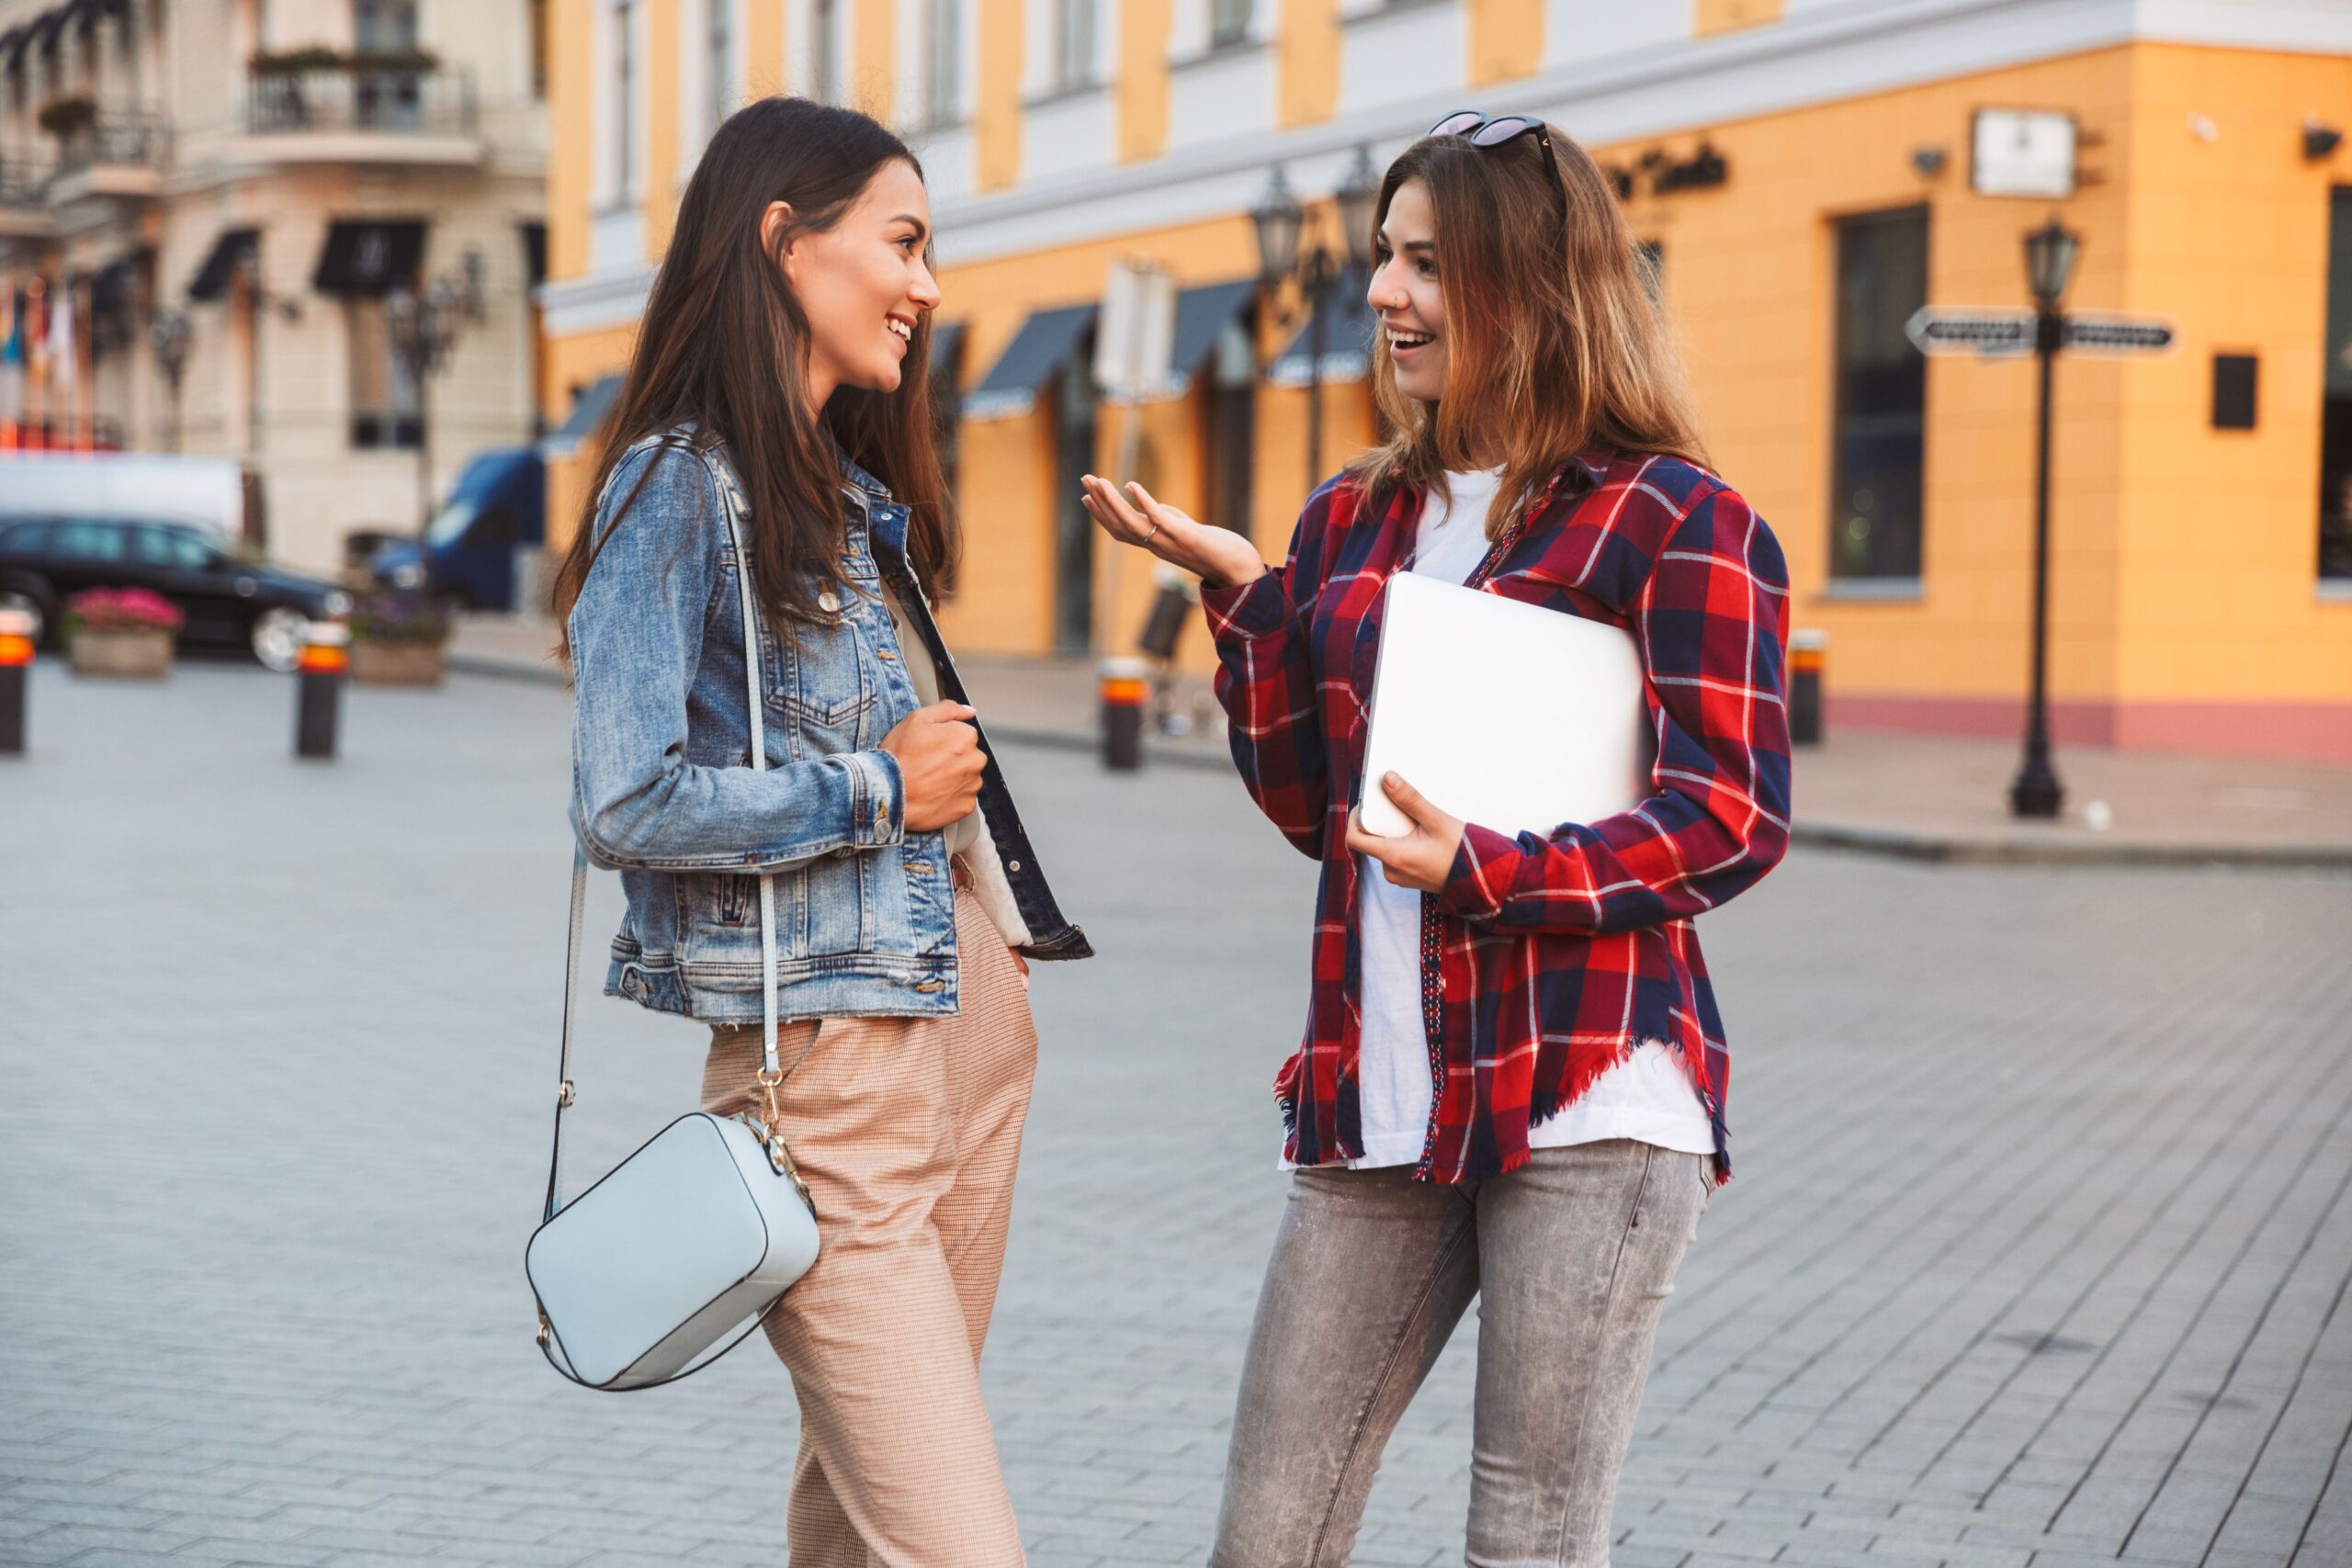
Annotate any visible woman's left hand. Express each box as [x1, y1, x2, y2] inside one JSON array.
[[1344, 773, 1467, 894]]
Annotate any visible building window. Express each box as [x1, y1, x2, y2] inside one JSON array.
[[348, 300, 422, 449], [811, 0, 838, 104], [529, 0, 549, 98], [2320, 187, 2352, 581], [1210, 0, 1251, 49], [1204, 313, 1255, 534], [924, 0, 960, 126], [612, 0, 637, 197], [707, 0, 734, 132], [353, 0, 419, 51], [931, 333, 965, 504], [1055, 0, 1095, 90], [1829, 207, 1928, 582]]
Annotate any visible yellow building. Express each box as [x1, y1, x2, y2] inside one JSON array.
[[539, 0, 2352, 764]]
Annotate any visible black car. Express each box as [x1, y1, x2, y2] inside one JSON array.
[[0, 515, 351, 672]]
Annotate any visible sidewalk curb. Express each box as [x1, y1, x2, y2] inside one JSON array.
[[447, 651, 2352, 873], [1785, 818, 2352, 873]]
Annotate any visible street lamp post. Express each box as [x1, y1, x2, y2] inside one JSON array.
[[1251, 149, 1380, 492], [149, 309, 189, 454], [386, 256, 485, 531], [2009, 216, 2080, 821]]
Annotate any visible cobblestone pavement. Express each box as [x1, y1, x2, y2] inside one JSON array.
[[4, 660, 2349, 1568]]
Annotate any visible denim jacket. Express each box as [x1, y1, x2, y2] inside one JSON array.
[[568, 426, 1091, 1026]]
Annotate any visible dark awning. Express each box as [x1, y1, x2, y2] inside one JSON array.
[[964, 303, 1096, 421], [29, 6, 71, 47], [312, 219, 426, 297], [1146, 279, 1256, 401], [0, 28, 26, 64], [539, 374, 624, 459], [927, 320, 966, 399], [1268, 267, 1374, 388], [187, 227, 259, 303]]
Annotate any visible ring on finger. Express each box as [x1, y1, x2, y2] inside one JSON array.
[[1143, 522, 1159, 543]]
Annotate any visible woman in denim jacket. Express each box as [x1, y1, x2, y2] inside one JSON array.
[[553, 98, 1087, 1567]]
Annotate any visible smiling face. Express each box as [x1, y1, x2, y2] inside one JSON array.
[[772, 157, 942, 408], [1368, 177, 1447, 403]]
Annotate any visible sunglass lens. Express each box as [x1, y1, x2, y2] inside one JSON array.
[[1429, 110, 1486, 138], [1471, 116, 1537, 147]]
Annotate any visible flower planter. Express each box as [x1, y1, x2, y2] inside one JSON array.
[[69, 628, 174, 679], [351, 640, 447, 687]]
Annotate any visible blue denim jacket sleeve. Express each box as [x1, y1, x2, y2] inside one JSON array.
[[567, 443, 907, 874]]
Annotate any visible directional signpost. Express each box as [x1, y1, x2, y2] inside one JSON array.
[[1911, 217, 2180, 819]]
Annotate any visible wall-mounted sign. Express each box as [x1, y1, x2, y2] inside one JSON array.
[[1602, 142, 1730, 201], [2062, 315, 2178, 356], [1906, 308, 2036, 357], [1973, 108, 2076, 198]]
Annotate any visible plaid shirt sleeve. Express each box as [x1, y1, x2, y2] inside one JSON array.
[[1435, 481, 1793, 934], [1200, 483, 1340, 858]]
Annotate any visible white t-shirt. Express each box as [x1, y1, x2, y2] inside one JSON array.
[[1325, 467, 1714, 1169]]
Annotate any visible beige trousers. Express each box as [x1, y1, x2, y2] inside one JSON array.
[[702, 880, 1036, 1568]]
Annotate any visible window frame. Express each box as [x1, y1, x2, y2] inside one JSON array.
[[1826, 204, 1931, 588]]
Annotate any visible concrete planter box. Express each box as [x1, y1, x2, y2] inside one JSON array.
[[352, 640, 447, 687], [68, 628, 174, 679]]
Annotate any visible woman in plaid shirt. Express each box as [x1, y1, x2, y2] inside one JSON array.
[[1085, 114, 1791, 1566]]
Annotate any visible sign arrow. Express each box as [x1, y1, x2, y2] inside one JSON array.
[[2061, 315, 2179, 356], [1906, 308, 2037, 358]]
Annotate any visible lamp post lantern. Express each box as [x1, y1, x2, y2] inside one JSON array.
[[1252, 148, 1379, 492], [386, 255, 486, 535], [2009, 216, 2080, 821]]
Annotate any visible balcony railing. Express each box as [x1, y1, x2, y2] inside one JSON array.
[[51, 109, 171, 175], [246, 63, 477, 138], [0, 150, 52, 204]]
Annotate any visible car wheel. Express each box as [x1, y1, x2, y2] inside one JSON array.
[[250, 607, 310, 672], [0, 590, 45, 647]]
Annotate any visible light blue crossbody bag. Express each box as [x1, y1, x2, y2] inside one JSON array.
[[526, 470, 821, 1391]]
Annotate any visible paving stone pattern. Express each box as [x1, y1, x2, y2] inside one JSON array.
[[3, 662, 2348, 1568]]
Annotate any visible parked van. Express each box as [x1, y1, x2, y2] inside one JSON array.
[[367, 448, 546, 613], [0, 453, 264, 550]]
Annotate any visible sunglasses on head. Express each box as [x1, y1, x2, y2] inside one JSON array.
[[1427, 109, 1566, 203]]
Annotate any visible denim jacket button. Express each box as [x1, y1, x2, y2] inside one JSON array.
[[1007, 859, 1022, 873], [818, 589, 842, 614]]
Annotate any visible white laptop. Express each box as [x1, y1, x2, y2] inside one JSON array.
[[1357, 571, 1657, 839]]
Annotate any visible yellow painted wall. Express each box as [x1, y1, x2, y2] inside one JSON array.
[[1276, 0, 1339, 130], [853, 0, 894, 120], [976, 0, 1023, 191], [1468, 0, 1544, 89], [2108, 43, 2352, 703], [1117, 0, 1170, 162], [641, 0, 683, 255], [745, 0, 786, 98], [1611, 47, 2137, 707], [548, 0, 594, 283]]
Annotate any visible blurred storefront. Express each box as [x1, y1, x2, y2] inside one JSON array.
[[540, 0, 2352, 763], [0, 0, 549, 575]]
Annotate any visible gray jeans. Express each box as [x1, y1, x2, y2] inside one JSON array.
[[1209, 1139, 1709, 1568]]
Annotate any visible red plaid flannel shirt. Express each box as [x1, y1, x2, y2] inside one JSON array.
[[1201, 450, 1792, 1184]]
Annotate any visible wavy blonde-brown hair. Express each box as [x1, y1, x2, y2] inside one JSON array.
[[1351, 122, 1709, 535]]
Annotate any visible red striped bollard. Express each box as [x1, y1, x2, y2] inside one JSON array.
[[1100, 656, 1148, 773], [0, 607, 33, 756], [294, 622, 350, 761]]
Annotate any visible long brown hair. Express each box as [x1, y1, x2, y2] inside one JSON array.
[[1351, 122, 1708, 536], [553, 96, 956, 656]]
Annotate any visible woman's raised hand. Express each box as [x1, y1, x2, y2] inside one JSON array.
[[881, 701, 986, 831], [1079, 475, 1268, 592]]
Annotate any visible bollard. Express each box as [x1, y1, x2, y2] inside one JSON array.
[[0, 606, 32, 757], [294, 621, 350, 761], [1789, 628, 1827, 746], [1099, 656, 1148, 773]]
